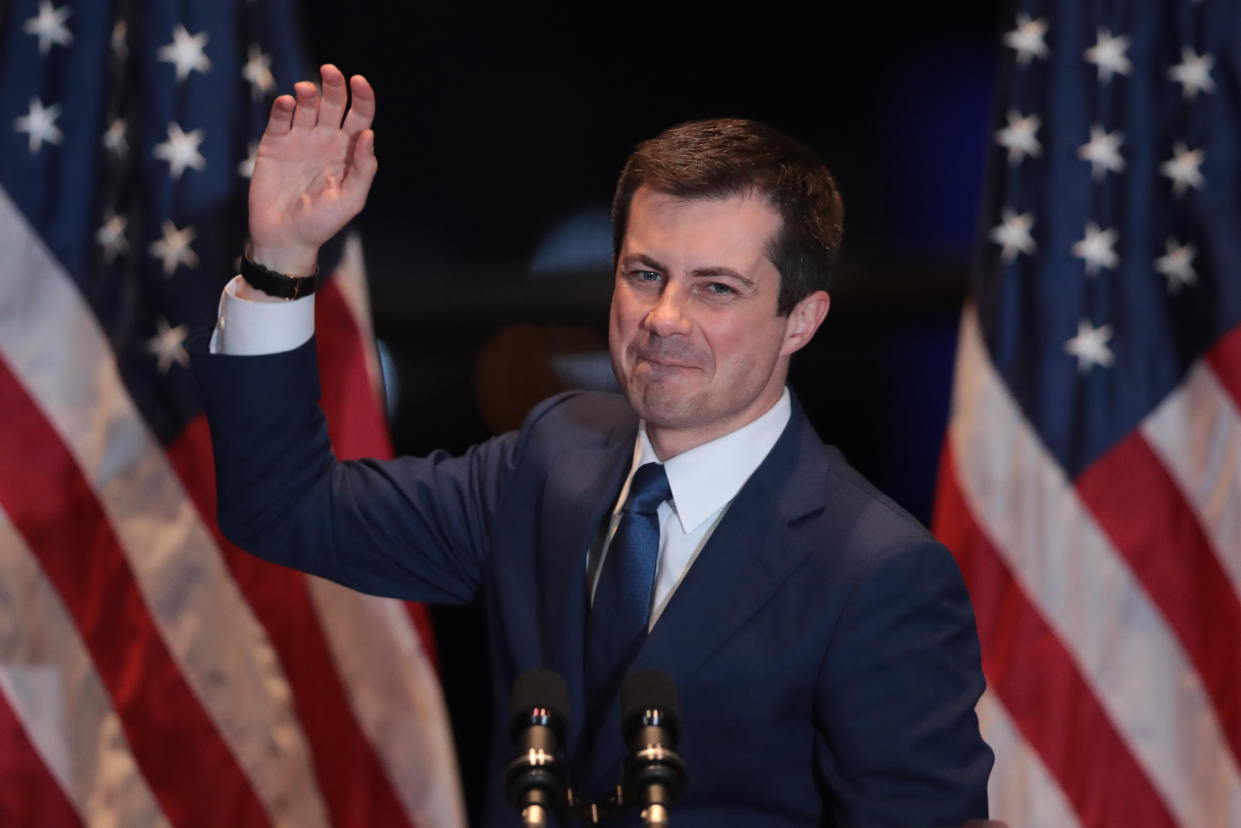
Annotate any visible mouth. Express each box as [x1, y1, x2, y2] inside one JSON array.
[[634, 354, 698, 370], [630, 352, 699, 369]]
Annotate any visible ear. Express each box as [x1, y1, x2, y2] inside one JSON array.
[[779, 290, 830, 357]]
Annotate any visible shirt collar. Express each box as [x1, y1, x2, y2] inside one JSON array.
[[631, 387, 791, 534]]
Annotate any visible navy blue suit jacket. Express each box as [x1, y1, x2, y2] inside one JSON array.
[[190, 335, 992, 826]]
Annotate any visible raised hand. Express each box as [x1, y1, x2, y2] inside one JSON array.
[[247, 64, 377, 276]]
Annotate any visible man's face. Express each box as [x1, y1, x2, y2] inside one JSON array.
[[609, 186, 825, 457]]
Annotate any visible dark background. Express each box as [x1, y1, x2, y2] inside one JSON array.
[[301, 3, 1004, 820]]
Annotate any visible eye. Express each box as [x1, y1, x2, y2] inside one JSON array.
[[704, 282, 734, 296], [628, 269, 662, 284]]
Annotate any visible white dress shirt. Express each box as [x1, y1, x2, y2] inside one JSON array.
[[209, 275, 315, 355], [214, 281, 791, 629], [589, 389, 790, 629]]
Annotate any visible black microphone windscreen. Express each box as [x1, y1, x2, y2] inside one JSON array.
[[620, 670, 681, 740], [509, 669, 569, 733]]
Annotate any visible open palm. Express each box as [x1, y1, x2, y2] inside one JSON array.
[[248, 64, 377, 275]]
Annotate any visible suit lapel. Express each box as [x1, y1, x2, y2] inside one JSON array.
[[535, 431, 635, 765], [582, 400, 831, 793]]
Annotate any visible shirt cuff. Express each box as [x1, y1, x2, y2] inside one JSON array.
[[209, 274, 315, 355]]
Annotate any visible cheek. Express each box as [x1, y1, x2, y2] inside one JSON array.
[[703, 315, 751, 358], [611, 286, 648, 333], [704, 317, 783, 377], [608, 294, 636, 357]]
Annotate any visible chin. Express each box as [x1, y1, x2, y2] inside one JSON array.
[[627, 384, 704, 429]]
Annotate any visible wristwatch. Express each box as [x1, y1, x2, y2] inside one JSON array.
[[240, 247, 319, 299]]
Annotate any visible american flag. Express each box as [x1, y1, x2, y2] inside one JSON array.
[[933, 1, 1241, 826], [0, 1, 464, 825]]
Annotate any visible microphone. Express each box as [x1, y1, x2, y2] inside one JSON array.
[[620, 671, 687, 827], [503, 669, 570, 827]]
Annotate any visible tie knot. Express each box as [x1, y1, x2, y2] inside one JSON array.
[[624, 463, 671, 516]]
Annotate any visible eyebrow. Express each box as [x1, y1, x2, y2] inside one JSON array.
[[621, 253, 668, 273], [621, 254, 757, 290], [690, 266, 756, 290]]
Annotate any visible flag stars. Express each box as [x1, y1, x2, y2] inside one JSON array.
[[154, 123, 207, 180], [996, 110, 1041, 165], [1084, 28, 1132, 85], [23, 1, 72, 56], [149, 221, 198, 275], [1077, 126, 1125, 180], [990, 207, 1037, 262], [238, 141, 259, 179], [1072, 222, 1119, 275], [1065, 320, 1115, 373], [1004, 13, 1049, 66], [147, 318, 190, 375], [96, 211, 128, 262], [102, 117, 128, 158], [242, 46, 276, 98], [158, 25, 211, 82], [14, 97, 63, 154], [1154, 237, 1197, 294], [1168, 48, 1215, 100], [1160, 143, 1205, 195]]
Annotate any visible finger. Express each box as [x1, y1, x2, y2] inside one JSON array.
[[343, 129, 378, 207], [318, 64, 348, 129], [291, 80, 320, 129], [341, 74, 376, 135], [264, 95, 296, 137]]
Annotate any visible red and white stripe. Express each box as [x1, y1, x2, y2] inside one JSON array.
[[976, 690, 1079, 828], [0, 187, 464, 826], [935, 305, 1241, 827], [1143, 343, 1241, 591], [0, 507, 168, 828]]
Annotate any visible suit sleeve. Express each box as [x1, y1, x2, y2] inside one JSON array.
[[814, 536, 993, 827], [189, 331, 524, 605]]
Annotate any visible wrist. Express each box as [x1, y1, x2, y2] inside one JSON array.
[[246, 243, 318, 277], [233, 277, 289, 303], [241, 244, 320, 300]]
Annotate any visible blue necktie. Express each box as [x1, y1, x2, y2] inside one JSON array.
[[586, 462, 671, 721]]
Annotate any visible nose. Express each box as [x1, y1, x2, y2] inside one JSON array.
[[642, 284, 693, 337]]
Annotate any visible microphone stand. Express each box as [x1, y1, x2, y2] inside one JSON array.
[[620, 671, 687, 827], [504, 669, 570, 827]]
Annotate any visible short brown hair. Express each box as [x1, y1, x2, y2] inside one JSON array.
[[612, 118, 844, 315]]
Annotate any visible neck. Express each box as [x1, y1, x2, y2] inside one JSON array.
[[646, 388, 786, 461]]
